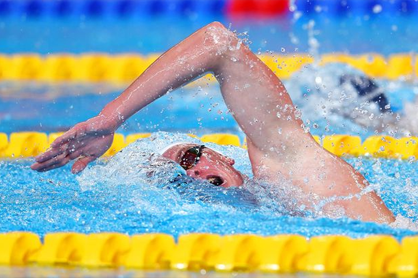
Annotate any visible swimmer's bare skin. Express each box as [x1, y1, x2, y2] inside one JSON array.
[[31, 22, 395, 224]]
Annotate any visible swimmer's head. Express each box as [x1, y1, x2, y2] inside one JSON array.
[[161, 143, 244, 187]]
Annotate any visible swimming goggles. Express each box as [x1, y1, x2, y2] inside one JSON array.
[[180, 145, 205, 170]]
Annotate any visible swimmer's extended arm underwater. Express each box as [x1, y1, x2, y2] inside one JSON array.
[[32, 22, 395, 224]]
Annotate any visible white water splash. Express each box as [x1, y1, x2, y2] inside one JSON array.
[[77, 132, 253, 190], [284, 63, 418, 136]]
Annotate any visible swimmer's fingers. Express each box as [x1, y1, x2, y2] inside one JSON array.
[[37, 157, 71, 172], [36, 123, 88, 163], [68, 149, 84, 160], [34, 142, 70, 163], [31, 152, 71, 172], [31, 145, 87, 172], [51, 123, 86, 148], [71, 156, 96, 174], [50, 130, 77, 148]]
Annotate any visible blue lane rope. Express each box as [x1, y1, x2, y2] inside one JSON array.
[[0, 0, 417, 19]]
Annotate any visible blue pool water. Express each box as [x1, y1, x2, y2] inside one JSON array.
[[1, 15, 418, 55], [1, 63, 417, 137], [2, 13, 418, 244], [1, 61, 418, 240], [1, 131, 418, 240]]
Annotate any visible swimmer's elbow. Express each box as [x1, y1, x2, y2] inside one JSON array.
[[205, 21, 228, 32], [201, 22, 239, 54]]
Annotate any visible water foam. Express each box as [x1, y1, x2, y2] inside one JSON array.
[[76, 132, 265, 218]]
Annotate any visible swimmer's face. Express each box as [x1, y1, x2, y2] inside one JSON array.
[[162, 143, 244, 187]]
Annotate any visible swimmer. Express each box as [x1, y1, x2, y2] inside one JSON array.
[[31, 22, 395, 224], [340, 74, 391, 113], [338, 74, 411, 135]]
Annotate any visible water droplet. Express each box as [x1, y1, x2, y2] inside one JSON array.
[[294, 11, 302, 20], [289, 0, 297, 12], [373, 4, 382, 13]]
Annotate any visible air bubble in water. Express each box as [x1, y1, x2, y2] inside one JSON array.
[[289, 0, 297, 12], [373, 4, 382, 13], [281, 47, 286, 53], [293, 11, 302, 20]]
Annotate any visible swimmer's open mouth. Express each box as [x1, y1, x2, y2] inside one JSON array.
[[207, 176, 224, 186]]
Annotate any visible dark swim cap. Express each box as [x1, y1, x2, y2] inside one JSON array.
[[340, 74, 391, 113]]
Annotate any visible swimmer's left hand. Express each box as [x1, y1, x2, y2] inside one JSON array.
[[31, 116, 115, 174]]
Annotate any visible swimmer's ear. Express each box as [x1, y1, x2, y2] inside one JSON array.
[[71, 156, 95, 174]]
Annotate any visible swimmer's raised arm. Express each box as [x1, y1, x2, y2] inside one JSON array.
[[32, 22, 303, 173], [32, 22, 394, 224], [100, 22, 307, 154]]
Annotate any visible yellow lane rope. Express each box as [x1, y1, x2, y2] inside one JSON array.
[[0, 53, 417, 85], [0, 132, 417, 159], [0, 232, 416, 276]]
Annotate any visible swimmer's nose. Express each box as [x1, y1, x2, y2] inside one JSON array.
[[226, 157, 235, 166], [186, 169, 200, 178]]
